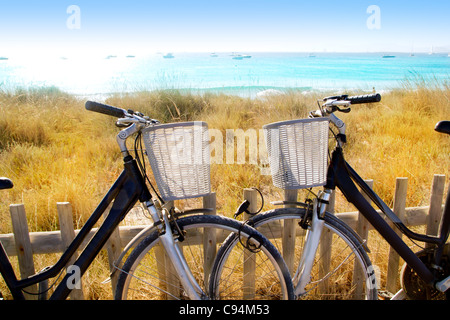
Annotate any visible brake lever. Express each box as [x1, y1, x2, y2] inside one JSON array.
[[115, 117, 141, 127], [336, 106, 351, 113], [115, 120, 132, 128]]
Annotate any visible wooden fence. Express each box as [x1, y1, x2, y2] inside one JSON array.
[[0, 174, 447, 299]]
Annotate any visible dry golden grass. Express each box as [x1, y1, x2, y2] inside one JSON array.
[[0, 79, 449, 299]]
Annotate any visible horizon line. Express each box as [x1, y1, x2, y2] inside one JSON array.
[[2, 50, 449, 57]]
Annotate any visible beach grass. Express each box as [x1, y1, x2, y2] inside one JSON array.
[[0, 80, 449, 299]]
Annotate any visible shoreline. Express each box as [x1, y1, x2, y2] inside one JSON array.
[[1, 73, 446, 103], [8, 84, 396, 103], [1, 51, 448, 101]]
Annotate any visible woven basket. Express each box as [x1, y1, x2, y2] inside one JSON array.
[[143, 121, 211, 201], [263, 118, 329, 189]]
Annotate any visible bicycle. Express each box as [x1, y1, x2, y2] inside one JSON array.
[[210, 93, 450, 300], [0, 101, 294, 300]]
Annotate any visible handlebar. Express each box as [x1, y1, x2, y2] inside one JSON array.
[[85, 101, 127, 118], [346, 93, 381, 104], [323, 93, 381, 104], [85, 101, 159, 127], [319, 93, 382, 114], [310, 92, 382, 146], [85, 101, 160, 158]]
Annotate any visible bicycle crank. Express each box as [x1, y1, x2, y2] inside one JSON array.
[[400, 246, 449, 300]]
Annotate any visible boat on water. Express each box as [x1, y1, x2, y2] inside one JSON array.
[[163, 53, 175, 59], [106, 55, 117, 59], [126, 55, 135, 58], [0, 57, 8, 60], [232, 54, 251, 60], [210, 53, 218, 57], [382, 55, 396, 58]]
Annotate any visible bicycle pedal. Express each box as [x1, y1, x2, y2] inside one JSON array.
[[436, 275, 450, 292], [377, 290, 394, 300]]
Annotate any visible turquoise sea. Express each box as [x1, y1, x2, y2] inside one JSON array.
[[0, 52, 449, 98]]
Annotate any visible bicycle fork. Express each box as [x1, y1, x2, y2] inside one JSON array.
[[293, 190, 331, 297], [144, 201, 205, 300]]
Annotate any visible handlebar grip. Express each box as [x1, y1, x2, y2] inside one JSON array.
[[85, 101, 126, 118], [347, 93, 381, 104]]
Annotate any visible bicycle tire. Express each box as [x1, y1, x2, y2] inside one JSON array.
[[114, 214, 294, 300], [211, 208, 378, 300]]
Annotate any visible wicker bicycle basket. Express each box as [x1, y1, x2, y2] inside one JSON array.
[[263, 118, 329, 189], [142, 121, 211, 201]]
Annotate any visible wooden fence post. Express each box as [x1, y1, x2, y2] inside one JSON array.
[[202, 192, 217, 287], [283, 189, 298, 276], [426, 174, 446, 249], [9, 204, 37, 299], [57, 202, 85, 300], [243, 188, 257, 299], [386, 178, 408, 294]]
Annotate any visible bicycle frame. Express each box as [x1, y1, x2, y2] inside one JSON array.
[[0, 100, 212, 300], [324, 146, 449, 287], [0, 145, 205, 300], [0, 156, 150, 300]]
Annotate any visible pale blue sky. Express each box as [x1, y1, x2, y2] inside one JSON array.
[[0, 0, 449, 56]]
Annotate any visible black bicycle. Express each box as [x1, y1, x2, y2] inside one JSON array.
[[0, 101, 294, 300], [210, 93, 450, 300]]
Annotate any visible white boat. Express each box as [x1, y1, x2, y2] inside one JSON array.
[[210, 53, 218, 57], [163, 53, 174, 59], [232, 54, 251, 60]]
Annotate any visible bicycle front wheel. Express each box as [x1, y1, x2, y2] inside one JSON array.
[[212, 208, 378, 300], [114, 214, 294, 300]]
